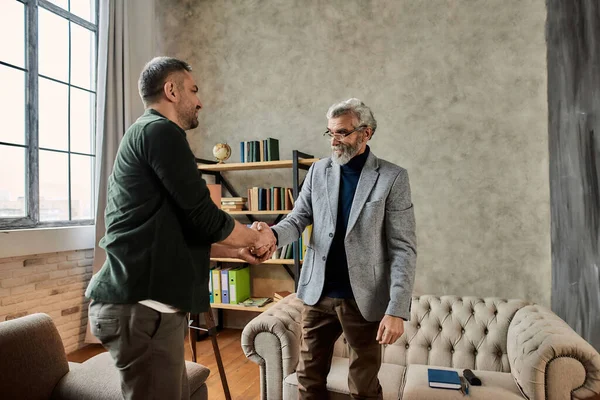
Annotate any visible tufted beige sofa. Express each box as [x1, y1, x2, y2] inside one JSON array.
[[242, 294, 600, 400]]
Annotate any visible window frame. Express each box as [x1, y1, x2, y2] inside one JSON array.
[[0, 0, 99, 229]]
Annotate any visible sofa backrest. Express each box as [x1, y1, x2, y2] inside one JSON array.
[[334, 295, 529, 373], [0, 313, 69, 399]]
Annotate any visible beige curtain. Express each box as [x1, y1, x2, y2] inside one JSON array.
[[84, 0, 136, 343]]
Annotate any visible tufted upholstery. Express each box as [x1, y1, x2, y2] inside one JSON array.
[[241, 294, 304, 400], [507, 305, 600, 400], [242, 294, 600, 400], [377, 296, 528, 372]]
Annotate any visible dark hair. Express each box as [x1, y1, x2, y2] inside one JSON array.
[[138, 57, 192, 106]]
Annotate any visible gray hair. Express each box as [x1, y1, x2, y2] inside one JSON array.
[[138, 56, 192, 106], [326, 98, 377, 136]]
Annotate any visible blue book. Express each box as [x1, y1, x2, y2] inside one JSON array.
[[427, 369, 461, 390], [240, 142, 245, 163]]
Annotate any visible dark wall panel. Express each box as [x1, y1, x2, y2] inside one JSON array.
[[547, 0, 600, 350]]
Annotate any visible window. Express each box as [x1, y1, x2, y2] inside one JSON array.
[[0, 0, 98, 229]]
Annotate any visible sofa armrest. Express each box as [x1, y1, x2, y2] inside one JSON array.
[[507, 305, 600, 400], [241, 294, 303, 400]]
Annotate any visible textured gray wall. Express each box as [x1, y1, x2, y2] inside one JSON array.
[[547, 0, 600, 350], [154, 0, 551, 306]]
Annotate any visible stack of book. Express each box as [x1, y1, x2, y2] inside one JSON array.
[[221, 197, 247, 212], [240, 138, 279, 163]]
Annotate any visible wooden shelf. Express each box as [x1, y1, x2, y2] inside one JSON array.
[[198, 158, 319, 172], [210, 257, 300, 265], [225, 210, 291, 215], [210, 301, 274, 313]]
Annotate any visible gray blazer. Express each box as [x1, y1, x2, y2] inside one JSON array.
[[272, 151, 417, 321]]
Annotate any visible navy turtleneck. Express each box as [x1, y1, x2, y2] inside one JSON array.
[[324, 145, 370, 298]]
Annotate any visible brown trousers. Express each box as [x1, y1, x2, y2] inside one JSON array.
[[88, 301, 189, 400], [297, 297, 383, 400]]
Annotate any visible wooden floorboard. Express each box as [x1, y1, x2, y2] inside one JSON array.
[[67, 329, 260, 399]]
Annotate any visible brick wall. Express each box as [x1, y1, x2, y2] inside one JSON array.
[[0, 249, 94, 354]]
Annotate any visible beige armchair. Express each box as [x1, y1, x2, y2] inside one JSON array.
[[242, 294, 600, 400], [0, 313, 210, 400]]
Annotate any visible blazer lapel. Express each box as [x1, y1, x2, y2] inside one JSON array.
[[326, 161, 340, 228], [346, 152, 380, 237]]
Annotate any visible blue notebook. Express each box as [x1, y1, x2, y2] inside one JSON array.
[[427, 368, 461, 390]]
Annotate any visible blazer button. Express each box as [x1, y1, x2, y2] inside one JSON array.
[[322, 256, 326, 261], [329, 233, 334, 238]]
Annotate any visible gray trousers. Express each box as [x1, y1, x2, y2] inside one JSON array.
[[89, 300, 189, 400]]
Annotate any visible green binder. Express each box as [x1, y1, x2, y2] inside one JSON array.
[[229, 266, 251, 304]]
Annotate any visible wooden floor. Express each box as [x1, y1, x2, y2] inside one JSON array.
[[68, 329, 260, 400]]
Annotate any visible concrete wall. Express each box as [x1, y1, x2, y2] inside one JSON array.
[[154, 0, 551, 306]]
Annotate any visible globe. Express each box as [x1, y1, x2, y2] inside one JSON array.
[[212, 143, 232, 163]]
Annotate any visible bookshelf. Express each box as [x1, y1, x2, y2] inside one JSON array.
[[210, 301, 275, 313], [210, 257, 302, 265], [224, 210, 291, 215], [198, 150, 316, 320], [198, 159, 318, 172]]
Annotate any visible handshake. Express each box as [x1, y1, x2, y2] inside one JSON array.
[[237, 222, 278, 265]]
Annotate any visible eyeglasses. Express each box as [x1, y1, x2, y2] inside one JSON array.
[[323, 125, 366, 140]]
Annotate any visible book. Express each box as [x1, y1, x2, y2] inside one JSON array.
[[427, 368, 461, 390], [222, 205, 244, 211], [273, 291, 291, 300], [221, 197, 247, 203], [207, 184, 222, 208], [266, 138, 279, 161], [253, 140, 260, 162], [240, 142, 245, 163], [263, 139, 269, 161], [302, 225, 312, 260], [259, 140, 265, 162], [241, 297, 272, 307]]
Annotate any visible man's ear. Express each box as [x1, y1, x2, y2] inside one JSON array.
[[365, 127, 373, 140], [164, 81, 177, 103]]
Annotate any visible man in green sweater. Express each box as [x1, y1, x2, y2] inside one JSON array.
[[85, 57, 275, 399]]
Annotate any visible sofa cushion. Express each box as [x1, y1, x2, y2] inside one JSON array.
[[401, 364, 525, 400], [52, 352, 210, 399], [283, 357, 405, 400]]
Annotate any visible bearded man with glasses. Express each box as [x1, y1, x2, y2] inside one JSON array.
[[259, 98, 417, 399]]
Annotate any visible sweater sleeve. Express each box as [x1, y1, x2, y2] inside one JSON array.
[[140, 120, 235, 243]]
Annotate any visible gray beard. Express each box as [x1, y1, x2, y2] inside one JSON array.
[[331, 138, 363, 165]]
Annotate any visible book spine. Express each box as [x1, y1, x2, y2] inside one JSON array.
[[221, 269, 229, 304]]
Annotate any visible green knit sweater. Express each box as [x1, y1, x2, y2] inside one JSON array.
[[85, 109, 234, 313]]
